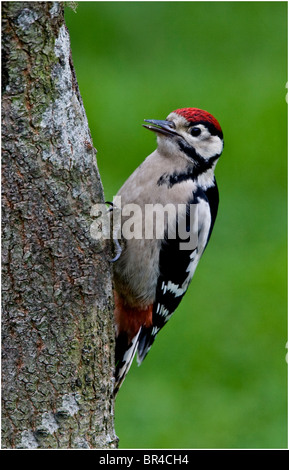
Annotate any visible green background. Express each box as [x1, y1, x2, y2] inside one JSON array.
[[65, 1, 287, 449]]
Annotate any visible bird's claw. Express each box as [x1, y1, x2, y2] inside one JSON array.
[[105, 201, 122, 262]]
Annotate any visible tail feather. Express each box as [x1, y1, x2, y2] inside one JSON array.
[[114, 329, 141, 394], [114, 291, 154, 393], [136, 326, 156, 365]]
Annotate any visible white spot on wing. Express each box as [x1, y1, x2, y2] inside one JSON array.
[[159, 245, 199, 301], [158, 304, 170, 317], [166, 280, 186, 297], [152, 326, 160, 336]]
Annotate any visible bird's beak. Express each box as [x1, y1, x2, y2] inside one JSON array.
[[143, 119, 178, 137]]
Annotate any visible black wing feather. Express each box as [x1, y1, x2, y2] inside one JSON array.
[[137, 181, 219, 364]]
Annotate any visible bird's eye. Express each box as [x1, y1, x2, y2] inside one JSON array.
[[190, 127, 201, 137]]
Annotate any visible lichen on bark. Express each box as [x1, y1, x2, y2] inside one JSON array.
[[2, 1, 117, 449]]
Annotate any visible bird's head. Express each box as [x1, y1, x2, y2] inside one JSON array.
[[143, 107, 224, 169]]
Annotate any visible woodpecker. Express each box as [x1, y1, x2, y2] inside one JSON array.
[[113, 107, 223, 393]]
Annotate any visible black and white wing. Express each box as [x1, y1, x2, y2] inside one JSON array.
[[137, 182, 219, 364]]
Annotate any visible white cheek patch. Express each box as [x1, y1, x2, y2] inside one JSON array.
[[194, 134, 223, 159]]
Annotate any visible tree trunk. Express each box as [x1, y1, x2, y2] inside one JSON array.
[[1, 1, 117, 449]]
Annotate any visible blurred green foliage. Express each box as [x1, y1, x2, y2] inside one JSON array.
[[65, 2, 287, 449]]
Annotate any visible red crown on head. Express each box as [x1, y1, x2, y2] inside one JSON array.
[[173, 107, 222, 134]]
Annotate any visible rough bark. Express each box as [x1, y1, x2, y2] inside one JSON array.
[[1, 1, 117, 449]]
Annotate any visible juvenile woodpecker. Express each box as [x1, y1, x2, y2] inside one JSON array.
[[113, 107, 223, 393]]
